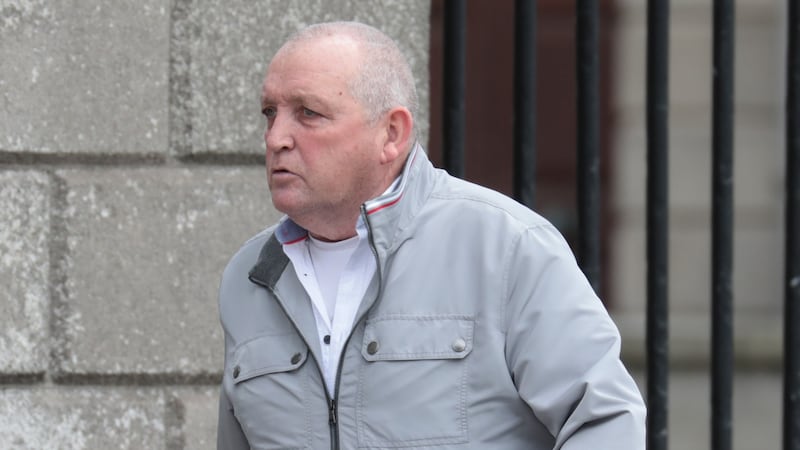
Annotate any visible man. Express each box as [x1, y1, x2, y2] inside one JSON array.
[[217, 21, 646, 449]]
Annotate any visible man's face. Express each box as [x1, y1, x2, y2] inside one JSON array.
[[260, 38, 385, 225]]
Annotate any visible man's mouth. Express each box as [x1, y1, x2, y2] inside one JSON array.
[[270, 168, 298, 180]]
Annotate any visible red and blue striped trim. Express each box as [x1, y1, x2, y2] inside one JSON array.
[[364, 144, 419, 215]]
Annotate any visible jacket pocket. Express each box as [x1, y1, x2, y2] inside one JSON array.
[[231, 332, 309, 383], [228, 332, 311, 449], [356, 315, 474, 448]]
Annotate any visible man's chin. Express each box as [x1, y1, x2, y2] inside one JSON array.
[[270, 194, 306, 217]]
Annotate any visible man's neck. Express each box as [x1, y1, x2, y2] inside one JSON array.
[[309, 229, 358, 243], [295, 209, 360, 242]]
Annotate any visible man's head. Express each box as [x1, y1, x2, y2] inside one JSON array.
[[261, 21, 416, 241], [281, 22, 419, 129]]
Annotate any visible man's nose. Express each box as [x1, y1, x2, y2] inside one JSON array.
[[265, 112, 294, 152]]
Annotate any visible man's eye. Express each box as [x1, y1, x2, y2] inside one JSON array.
[[262, 107, 276, 119], [302, 108, 319, 118]]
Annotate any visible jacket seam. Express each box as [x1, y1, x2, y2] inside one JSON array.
[[428, 192, 550, 225], [366, 314, 474, 322], [233, 358, 306, 384], [499, 224, 554, 335], [233, 330, 301, 350], [500, 229, 524, 336], [362, 351, 470, 359]]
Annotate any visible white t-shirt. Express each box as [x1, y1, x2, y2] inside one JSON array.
[[306, 235, 359, 322], [283, 223, 377, 396]]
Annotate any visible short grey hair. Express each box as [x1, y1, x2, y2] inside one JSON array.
[[283, 22, 418, 129]]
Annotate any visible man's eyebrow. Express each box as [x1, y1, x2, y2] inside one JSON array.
[[261, 92, 327, 110], [260, 95, 274, 111], [260, 100, 271, 112]]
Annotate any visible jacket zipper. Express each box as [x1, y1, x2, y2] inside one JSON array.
[[329, 398, 338, 449], [329, 399, 338, 425], [328, 206, 383, 450]]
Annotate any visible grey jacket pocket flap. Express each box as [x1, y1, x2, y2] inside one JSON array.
[[361, 315, 474, 362], [231, 332, 308, 384]]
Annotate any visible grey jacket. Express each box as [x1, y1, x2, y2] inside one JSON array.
[[217, 145, 646, 449]]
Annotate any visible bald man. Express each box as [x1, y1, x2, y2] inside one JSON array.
[[217, 21, 646, 449]]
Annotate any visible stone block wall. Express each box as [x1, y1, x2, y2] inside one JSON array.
[[0, 2, 430, 448]]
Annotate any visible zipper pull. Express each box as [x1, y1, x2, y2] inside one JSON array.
[[329, 399, 338, 425]]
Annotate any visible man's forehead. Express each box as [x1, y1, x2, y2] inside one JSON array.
[[269, 34, 361, 71], [261, 88, 328, 107], [261, 45, 357, 104], [261, 66, 336, 100]]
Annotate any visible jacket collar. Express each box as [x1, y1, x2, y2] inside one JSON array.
[[248, 233, 288, 289], [362, 142, 435, 256]]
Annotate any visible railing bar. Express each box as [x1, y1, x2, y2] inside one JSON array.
[[646, 1, 670, 449], [784, 0, 800, 448], [711, 1, 735, 449], [513, 0, 537, 208], [576, 0, 601, 292], [443, 0, 467, 178]]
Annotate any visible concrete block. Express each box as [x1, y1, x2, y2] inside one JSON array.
[[666, 123, 783, 211], [614, 20, 711, 111], [608, 126, 646, 212], [614, 2, 782, 111], [54, 167, 281, 376], [737, 22, 784, 109], [0, 387, 165, 449], [172, 0, 430, 155], [0, 171, 50, 374], [611, 219, 783, 315], [612, 121, 782, 211], [169, 387, 219, 450], [0, 2, 169, 154], [617, 309, 782, 369]]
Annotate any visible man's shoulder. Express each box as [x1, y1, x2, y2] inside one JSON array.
[[431, 174, 551, 229], [222, 225, 279, 278], [241, 225, 278, 249]]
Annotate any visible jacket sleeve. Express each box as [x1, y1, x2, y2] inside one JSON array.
[[217, 383, 249, 450], [503, 224, 646, 449], [217, 324, 249, 449]]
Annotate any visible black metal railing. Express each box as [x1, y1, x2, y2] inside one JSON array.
[[575, 0, 602, 293], [711, 1, 735, 449], [784, 2, 800, 449], [513, 0, 537, 208], [646, 0, 670, 448], [443, 0, 467, 179], [441, 0, 800, 448]]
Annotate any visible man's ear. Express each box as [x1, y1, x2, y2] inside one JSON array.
[[380, 107, 414, 165]]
